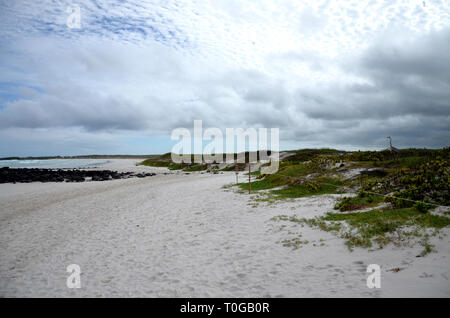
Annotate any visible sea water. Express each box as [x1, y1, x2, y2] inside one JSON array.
[[0, 159, 111, 169]]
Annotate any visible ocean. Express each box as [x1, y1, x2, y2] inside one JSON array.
[[0, 159, 112, 169]]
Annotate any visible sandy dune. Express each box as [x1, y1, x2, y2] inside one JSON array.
[[0, 160, 449, 297]]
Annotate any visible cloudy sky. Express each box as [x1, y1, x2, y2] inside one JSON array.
[[0, 0, 449, 156]]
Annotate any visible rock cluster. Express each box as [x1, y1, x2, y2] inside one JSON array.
[[0, 167, 156, 183]]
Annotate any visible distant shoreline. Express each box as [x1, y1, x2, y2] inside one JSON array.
[[0, 155, 156, 160], [1, 146, 447, 161]]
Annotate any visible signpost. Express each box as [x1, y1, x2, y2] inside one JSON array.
[[234, 161, 251, 194], [248, 163, 251, 194]]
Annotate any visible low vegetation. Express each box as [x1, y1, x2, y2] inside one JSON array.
[[138, 148, 449, 255], [273, 206, 450, 254], [138, 151, 271, 172], [334, 192, 384, 212], [235, 159, 343, 199], [251, 147, 449, 254]]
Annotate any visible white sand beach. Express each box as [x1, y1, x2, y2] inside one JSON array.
[[0, 159, 449, 297]]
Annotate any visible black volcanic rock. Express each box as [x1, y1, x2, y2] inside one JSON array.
[[0, 167, 156, 184]]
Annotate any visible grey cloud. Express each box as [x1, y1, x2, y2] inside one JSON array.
[[285, 115, 450, 149], [1, 1, 449, 155], [297, 27, 450, 122], [0, 89, 149, 131]]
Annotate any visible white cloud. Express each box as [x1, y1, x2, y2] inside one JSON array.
[[0, 0, 449, 155]]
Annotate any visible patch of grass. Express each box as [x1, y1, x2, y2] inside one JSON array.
[[323, 208, 450, 231], [414, 201, 432, 213], [269, 178, 343, 199], [167, 163, 183, 170], [237, 172, 343, 202], [236, 179, 276, 191], [390, 156, 428, 168], [359, 156, 429, 169], [183, 164, 208, 171], [283, 148, 342, 163], [281, 235, 309, 250], [139, 153, 199, 170], [139, 159, 171, 167], [344, 149, 443, 165], [139, 157, 208, 172], [236, 162, 324, 192], [419, 236, 436, 257], [276, 207, 450, 252], [334, 193, 384, 211], [272, 215, 342, 232], [220, 164, 236, 171], [244, 170, 261, 176]]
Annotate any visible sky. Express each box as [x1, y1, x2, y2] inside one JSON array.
[[0, 0, 449, 156]]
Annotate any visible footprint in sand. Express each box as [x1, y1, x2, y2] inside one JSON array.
[[353, 261, 367, 273]]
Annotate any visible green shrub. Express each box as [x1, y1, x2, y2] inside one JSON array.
[[414, 202, 431, 213]]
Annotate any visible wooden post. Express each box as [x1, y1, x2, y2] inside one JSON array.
[[234, 160, 238, 184], [248, 163, 251, 194]]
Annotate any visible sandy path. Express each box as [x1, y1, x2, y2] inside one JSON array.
[[0, 162, 449, 297]]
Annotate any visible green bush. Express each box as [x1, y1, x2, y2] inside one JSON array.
[[414, 202, 431, 213]]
